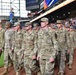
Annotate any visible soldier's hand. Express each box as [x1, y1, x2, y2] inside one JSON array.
[[49, 57, 54, 63], [37, 56, 40, 60], [32, 55, 36, 60]]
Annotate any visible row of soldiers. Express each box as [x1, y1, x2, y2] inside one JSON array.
[[0, 17, 76, 75]]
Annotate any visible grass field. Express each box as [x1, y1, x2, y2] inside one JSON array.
[[0, 53, 4, 67]]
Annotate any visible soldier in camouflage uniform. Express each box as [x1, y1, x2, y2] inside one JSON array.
[[63, 25, 70, 64], [37, 17, 57, 75], [13, 22, 23, 75], [0, 20, 5, 56], [67, 26, 75, 69], [33, 23, 41, 75], [56, 20, 67, 75], [22, 22, 38, 75], [0, 22, 14, 75]]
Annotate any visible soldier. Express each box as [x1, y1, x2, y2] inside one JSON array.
[[0, 20, 5, 56], [64, 25, 70, 65], [56, 20, 67, 75], [22, 22, 38, 75], [67, 26, 75, 69], [33, 23, 41, 75], [37, 17, 57, 75], [0, 22, 14, 75], [13, 22, 23, 75]]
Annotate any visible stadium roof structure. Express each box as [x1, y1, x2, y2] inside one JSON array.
[[30, 0, 76, 23]]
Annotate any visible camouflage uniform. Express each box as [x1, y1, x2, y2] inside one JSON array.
[[67, 28, 75, 69], [38, 27, 57, 75], [4, 28, 15, 68], [56, 20, 67, 75], [63, 26, 70, 64], [33, 23, 41, 74], [22, 22, 38, 75], [13, 30, 23, 73]]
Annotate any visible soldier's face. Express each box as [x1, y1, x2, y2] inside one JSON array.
[[16, 25, 20, 30], [57, 24, 62, 28], [25, 25, 32, 30], [41, 21, 47, 27], [66, 28, 70, 31], [5, 25, 10, 29]]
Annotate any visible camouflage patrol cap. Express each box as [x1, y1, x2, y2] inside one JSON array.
[[56, 20, 63, 24], [25, 22, 32, 27], [40, 17, 49, 22], [33, 23, 39, 27], [14, 22, 20, 26]]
